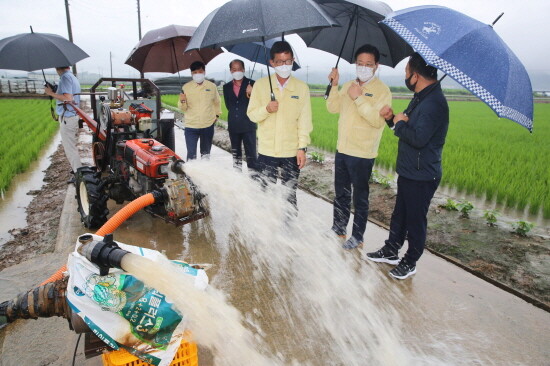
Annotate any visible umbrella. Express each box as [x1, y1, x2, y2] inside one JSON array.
[[225, 37, 301, 78], [126, 25, 221, 73], [125, 24, 222, 85], [381, 6, 534, 131], [298, 0, 413, 98], [0, 26, 88, 81], [186, 0, 338, 99]]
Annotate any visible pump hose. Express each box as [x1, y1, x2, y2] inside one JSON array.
[[0, 278, 69, 324], [38, 193, 157, 286]]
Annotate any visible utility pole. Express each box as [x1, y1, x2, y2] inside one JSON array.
[[305, 65, 310, 85], [137, 0, 144, 79], [110, 52, 113, 78], [64, 0, 77, 76]]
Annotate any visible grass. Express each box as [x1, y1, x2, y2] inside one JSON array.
[[162, 93, 550, 218], [0, 99, 59, 193]]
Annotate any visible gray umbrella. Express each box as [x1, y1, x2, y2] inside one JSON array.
[[0, 27, 89, 74], [298, 0, 413, 97], [186, 0, 339, 99]]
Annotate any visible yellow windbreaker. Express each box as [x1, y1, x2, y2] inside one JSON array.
[[247, 75, 312, 158], [178, 79, 221, 129], [326, 77, 392, 159]]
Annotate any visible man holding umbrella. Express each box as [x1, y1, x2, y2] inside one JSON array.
[[247, 41, 312, 212], [366, 53, 449, 280], [44, 66, 82, 180], [326, 44, 392, 250], [178, 61, 221, 160], [223, 59, 257, 172]]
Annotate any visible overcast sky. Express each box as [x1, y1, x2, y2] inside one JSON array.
[[1, 0, 548, 82]]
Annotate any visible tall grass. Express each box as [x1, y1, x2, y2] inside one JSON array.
[[0, 99, 58, 192], [311, 97, 550, 218]]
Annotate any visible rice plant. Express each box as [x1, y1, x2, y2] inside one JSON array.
[[0, 99, 58, 192]]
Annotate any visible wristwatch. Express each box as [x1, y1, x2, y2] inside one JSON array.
[[298, 147, 307, 152]]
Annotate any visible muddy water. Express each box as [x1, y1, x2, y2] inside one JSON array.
[[0, 132, 61, 246]]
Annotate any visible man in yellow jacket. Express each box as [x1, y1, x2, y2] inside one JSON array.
[[326, 44, 392, 249], [179, 61, 221, 160], [247, 41, 312, 211]]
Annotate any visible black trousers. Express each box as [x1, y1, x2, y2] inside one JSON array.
[[184, 124, 215, 161], [229, 130, 257, 171], [385, 175, 440, 265], [331, 152, 375, 242], [256, 154, 299, 210]]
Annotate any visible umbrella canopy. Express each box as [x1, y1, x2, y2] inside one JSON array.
[[300, 0, 413, 67], [125, 24, 222, 73], [225, 38, 301, 72], [186, 0, 338, 50], [0, 30, 88, 71], [186, 0, 338, 100], [382, 6, 533, 131]]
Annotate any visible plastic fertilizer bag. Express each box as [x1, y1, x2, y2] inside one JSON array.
[[66, 234, 208, 366]]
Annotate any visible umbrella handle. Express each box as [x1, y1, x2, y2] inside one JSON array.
[[271, 92, 276, 102], [324, 81, 333, 100]]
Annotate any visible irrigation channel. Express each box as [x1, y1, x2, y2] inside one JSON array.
[[0, 130, 549, 365]]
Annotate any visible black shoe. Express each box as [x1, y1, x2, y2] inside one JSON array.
[[389, 260, 416, 280], [366, 247, 399, 265], [67, 177, 76, 184]]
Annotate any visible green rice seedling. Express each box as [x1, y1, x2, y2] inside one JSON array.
[[458, 201, 474, 218], [483, 209, 499, 226], [309, 151, 325, 163], [0, 99, 58, 192], [513, 220, 534, 237], [440, 198, 459, 211]]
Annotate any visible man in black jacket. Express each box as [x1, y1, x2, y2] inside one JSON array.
[[366, 53, 449, 280], [223, 59, 257, 172]]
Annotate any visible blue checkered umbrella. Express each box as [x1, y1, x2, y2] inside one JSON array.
[[382, 6, 534, 131]]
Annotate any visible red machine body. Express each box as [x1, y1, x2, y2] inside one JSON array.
[[124, 139, 178, 179]]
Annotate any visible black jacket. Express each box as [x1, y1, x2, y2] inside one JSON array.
[[394, 83, 449, 181], [223, 77, 256, 133]]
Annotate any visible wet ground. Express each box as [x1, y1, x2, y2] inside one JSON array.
[[0, 126, 549, 365], [211, 124, 550, 307]]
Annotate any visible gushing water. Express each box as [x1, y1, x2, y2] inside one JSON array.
[[122, 158, 472, 365]]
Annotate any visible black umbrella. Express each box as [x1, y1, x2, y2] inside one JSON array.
[[299, 0, 413, 98], [186, 0, 339, 100], [0, 26, 88, 82], [125, 24, 222, 83]]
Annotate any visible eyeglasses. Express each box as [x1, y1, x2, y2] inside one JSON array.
[[273, 59, 294, 66], [356, 63, 376, 68]]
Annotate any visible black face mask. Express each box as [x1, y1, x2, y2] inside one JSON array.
[[405, 74, 416, 92]]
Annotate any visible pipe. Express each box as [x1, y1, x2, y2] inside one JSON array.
[[0, 279, 69, 328], [96, 192, 157, 236], [39, 192, 160, 286], [77, 234, 130, 276]]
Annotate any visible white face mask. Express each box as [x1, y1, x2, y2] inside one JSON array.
[[356, 65, 375, 83], [192, 73, 205, 84], [231, 71, 244, 81], [274, 64, 292, 79]]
